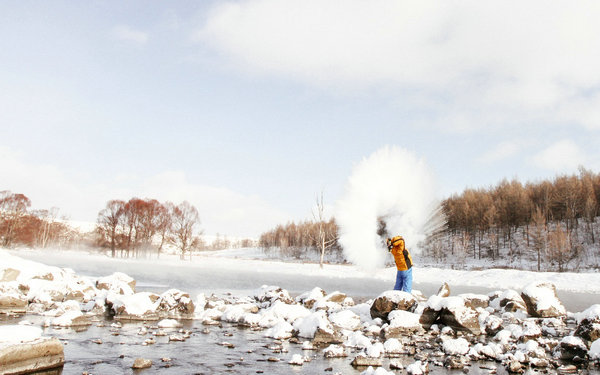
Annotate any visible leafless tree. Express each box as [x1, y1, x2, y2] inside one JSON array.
[[171, 201, 201, 260], [311, 192, 338, 268]]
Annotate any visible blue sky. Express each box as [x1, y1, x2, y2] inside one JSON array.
[[2, 1, 600, 237]]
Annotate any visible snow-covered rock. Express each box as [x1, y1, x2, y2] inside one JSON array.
[[590, 339, 600, 360], [264, 321, 293, 339], [296, 287, 326, 309], [329, 309, 361, 331], [360, 366, 393, 375], [383, 310, 423, 338], [521, 282, 566, 318], [323, 344, 347, 358], [406, 360, 428, 374], [253, 285, 294, 306], [157, 289, 195, 320], [370, 290, 417, 321], [383, 338, 403, 355], [442, 337, 470, 355], [96, 272, 135, 295], [421, 295, 481, 334], [554, 335, 588, 360], [107, 292, 160, 320], [0, 325, 64, 374]]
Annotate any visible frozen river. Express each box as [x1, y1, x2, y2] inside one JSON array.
[[10, 249, 600, 312]]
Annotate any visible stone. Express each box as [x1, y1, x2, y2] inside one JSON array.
[[350, 354, 382, 367], [419, 307, 441, 330], [0, 294, 28, 314], [0, 338, 64, 374], [370, 290, 417, 321], [312, 327, 343, 346], [158, 289, 196, 320], [506, 360, 524, 373], [554, 336, 588, 361], [437, 282, 451, 297], [324, 291, 346, 304], [131, 358, 152, 369], [574, 318, 600, 344], [439, 306, 481, 335], [1, 268, 20, 282], [459, 294, 490, 309], [521, 282, 566, 318]]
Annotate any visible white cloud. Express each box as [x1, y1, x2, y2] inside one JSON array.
[[0, 147, 288, 238], [197, 0, 600, 131], [531, 140, 586, 172], [112, 25, 149, 44], [479, 141, 521, 163]]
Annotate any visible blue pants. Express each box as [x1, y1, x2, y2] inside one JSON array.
[[394, 268, 412, 292]]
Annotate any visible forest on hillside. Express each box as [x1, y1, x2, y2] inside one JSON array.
[[3, 168, 600, 271]]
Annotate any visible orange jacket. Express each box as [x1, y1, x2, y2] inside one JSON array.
[[389, 236, 413, 271]]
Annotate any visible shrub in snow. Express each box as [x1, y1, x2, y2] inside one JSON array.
[[521, 282, 566, 318]]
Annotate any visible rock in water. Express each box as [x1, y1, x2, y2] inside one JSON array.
[[370, 291, 417, 321], [521, 282, 566, 318], [350, 354, 382, 367], [132, 358, 152, 369]]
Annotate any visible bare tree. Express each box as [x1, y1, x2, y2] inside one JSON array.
[[171, 201, 201, 260], [97, 200, 125, 257], [311, 192, 338, 268], [0, 191, 32, 247]]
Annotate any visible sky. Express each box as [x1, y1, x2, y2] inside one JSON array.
[[2, 1, 600, 238]]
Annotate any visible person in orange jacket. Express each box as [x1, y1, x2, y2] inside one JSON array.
[[387, 235, 413, 292]]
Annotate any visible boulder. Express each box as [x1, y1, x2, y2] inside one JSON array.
[[490, 290, 527, 312], [420, 295, 481, 335], [0, 327, 64, 375], [521, 282, 566, 318], [107, 292, 161, 321], [437, 282, 451, 297], [312, 327, 344, 346], [553, 336, 588, 361], [370, 290, 417, 321], [96, 272, 136, 295], [383, 310, 424, 339], [459, 293, 489, 309], [350, 354, 382, 367], [131, 358, 152, 369], [574, 318, 600, 344], [0, 294, 28, 314], [1, 268, 20, 282], [158, 289, 195, 320], [296, 287, 326, 309], [253, 285, 294, 306]]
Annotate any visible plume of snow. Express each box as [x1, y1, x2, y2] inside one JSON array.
[[335, 146, 438, 270]]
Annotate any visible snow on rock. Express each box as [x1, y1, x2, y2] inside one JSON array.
[[323, 344, 347, 358], [554, 335, 588, 360], [264, 321, 293, 339], [0, 282, 28, 314], [574, 304, 600, 324], [360, 366, 394, 375], [490, 289, 527, 312], [406, 360, 428, 375], [329, 309, 361, 331], [157, 319, 182, 328], [420, 295, 481, 335], [590, 339, 600, 360], [107, 292, 160, 320], [383, 338, 403, 355], [258, 300, 311, 328], [293, 310, 333, 338], [51, 309, 90, 327], [521, 282, 566, 318], [288, 354, 304, 365], [344, 330, 372, 349], [296, 287, 326, 309], [370, 290, 417, 321], [365, 342, 384, 358], [221, 303, 259, 324], [442, 337, 470, 355], [253, 285, 294, 306], [0, 325, 43, 348], [157, 289, 195, 319], [383, 310, 423, 338], [96, 272, 135, 295], [469, 342, 504, 360]]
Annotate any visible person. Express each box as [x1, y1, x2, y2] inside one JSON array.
[[387, 235, 413, 292]]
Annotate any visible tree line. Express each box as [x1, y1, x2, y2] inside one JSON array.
[[425, 167, 600, 271], [1, 190, 253, 258], [0, 190, 76, 248]]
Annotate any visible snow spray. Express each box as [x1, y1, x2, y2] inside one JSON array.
[[335, 146, 439, 270]]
